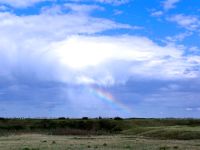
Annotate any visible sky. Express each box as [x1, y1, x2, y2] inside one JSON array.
[[0, 0, 200, 118]]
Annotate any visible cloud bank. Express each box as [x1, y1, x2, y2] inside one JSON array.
[[0, 0, 200, 118]]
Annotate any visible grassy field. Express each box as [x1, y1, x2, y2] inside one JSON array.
[[1, 134, 200, 150], [1, 118, 200, 149]]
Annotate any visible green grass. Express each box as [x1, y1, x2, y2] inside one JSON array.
[[1, 118, 200, 149], [1, 118, 200, 139], [0, 134, 200, 150], [122, 125, 200, 140]]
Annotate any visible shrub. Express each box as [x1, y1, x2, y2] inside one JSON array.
[[114, 117, 123, 120], [37, 119, 57, 129], [103, 143, 107, 146], [82, 117, 88, 120], [58, 117, 66, 120], [0, 117, 5, 120]]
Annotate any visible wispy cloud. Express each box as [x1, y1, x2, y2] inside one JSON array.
[[165, 32, 192, 43], [151, 10, 163, 17], [70, 0, 130, 5], [0, 0, 53, 8], [0, 0, 129, 8], [163, 0, 180, 10], [168, 14, 200, 31], [41, 3, 104, 15], [94, 0, 130, 5], [64, 3, 104, 14]]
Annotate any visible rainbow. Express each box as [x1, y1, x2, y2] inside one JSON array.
[[88, 86, 132, 113]]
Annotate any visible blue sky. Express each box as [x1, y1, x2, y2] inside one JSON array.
[[0, 0, 200, 118]]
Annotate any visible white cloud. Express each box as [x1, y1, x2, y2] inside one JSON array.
[[163, 0, 180, 10], [70, 0, 130, 5], [0, 0, 53, 8], [151, 11, 163, 17], [0, 11, 131, 40], [168, 14, 200, 31], [189, 46, 199, 53], [41, 3, 104, 15], [0, 10, 132, 84], [0, 9, 199, 87], [64, 3, 104, 14], [94, 0, 129, 5], [0, 0, 130, 8], [165, 32, 192, 42], [186, 107, 193, 111], [113, 10, 123, 15], [45, 35, 200, 84]]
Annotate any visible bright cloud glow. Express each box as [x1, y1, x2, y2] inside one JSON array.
[[44, 35, 199, 84], [50, 35, 159, 69]]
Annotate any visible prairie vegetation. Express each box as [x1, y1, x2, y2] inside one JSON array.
[[1, 118, 200, 149], [1, 134, 200, 150]]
